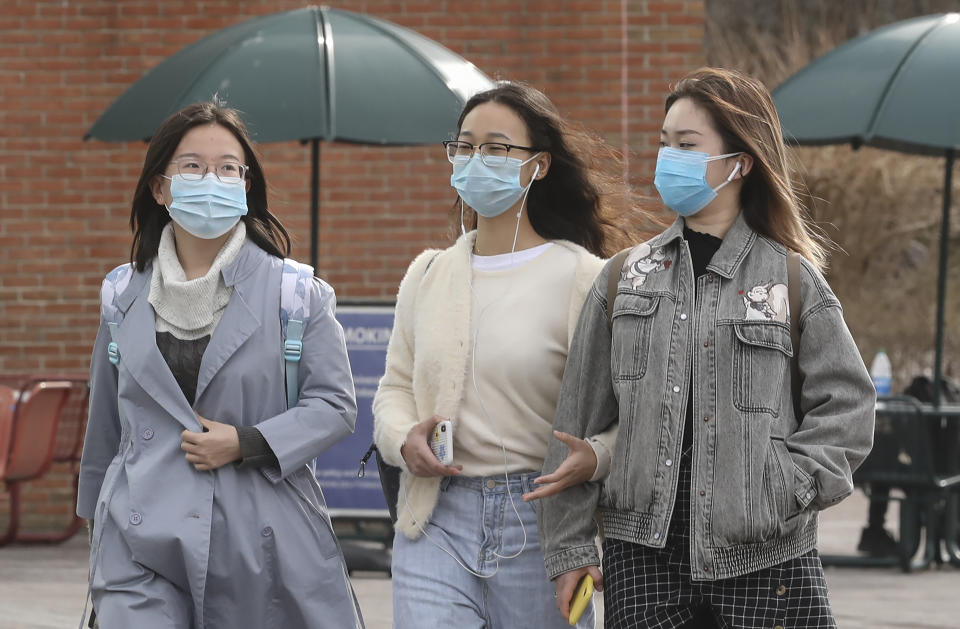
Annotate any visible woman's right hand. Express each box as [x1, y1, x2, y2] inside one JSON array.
[[555, 565, 604, 621], [400, 415, 464, 477], [522, 431, 598, 502]]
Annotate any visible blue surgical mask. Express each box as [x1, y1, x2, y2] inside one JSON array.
[[450, 153, 540, 218], [654, 147, 742, 216], [163, 173, 248, 239]]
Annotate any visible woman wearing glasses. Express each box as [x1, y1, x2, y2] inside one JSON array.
[[374, 82, 639, 628], [78, 102, 363, 628]]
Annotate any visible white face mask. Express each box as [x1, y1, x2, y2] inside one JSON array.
[[654, 147, 742, 216], [162, 173, 248, 239], [450, 153, 540, 218]]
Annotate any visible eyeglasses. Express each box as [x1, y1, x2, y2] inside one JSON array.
[[442, 141, 539, 167], [169, 158, 249, 184]]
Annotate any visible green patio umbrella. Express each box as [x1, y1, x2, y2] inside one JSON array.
[[84, 5, 493, 268], [773, 12, 959, 405]]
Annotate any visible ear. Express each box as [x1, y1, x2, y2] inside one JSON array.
[[534, 152, 551, 180], [737, 153, 754, 178], [149, 175, 166, 206]]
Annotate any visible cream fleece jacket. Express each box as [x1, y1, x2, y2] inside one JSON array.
[[373, 231, 615, 539]]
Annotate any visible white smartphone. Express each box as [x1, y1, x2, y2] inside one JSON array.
[[430, 420, 453, 465]]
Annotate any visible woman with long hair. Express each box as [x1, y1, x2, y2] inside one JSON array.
[[539, 67, 875, 628], [373, 81, 640, 628], [78, 102, 363, 628]]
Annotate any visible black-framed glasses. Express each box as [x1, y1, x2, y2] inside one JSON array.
[[442, 140, 539, 167], [169, 158, 249, 184]]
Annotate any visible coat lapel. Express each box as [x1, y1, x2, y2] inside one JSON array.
[[114, 275, 201, 430], [194, 243, 264, 404]]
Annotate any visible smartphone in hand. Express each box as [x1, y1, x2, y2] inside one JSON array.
[[430, 420, 453, 465], [568, 574, 593, 625]]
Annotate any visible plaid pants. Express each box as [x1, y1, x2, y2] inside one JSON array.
[[602, 454, 837, 629]]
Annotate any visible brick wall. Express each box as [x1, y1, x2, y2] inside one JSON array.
[[0, 0, 704, 532]]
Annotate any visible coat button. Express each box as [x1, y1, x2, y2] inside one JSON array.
[[129, 512, 142, 525], [699, 490, 706, 496], [680, 313, 688, 321], [664, 459, 673, 467], [261, 526, 273, 537], [776, 584, 787, 596], [142, 428, 154, 440], [703, 341, 709, 347], [672, 385, 680, 393], [703, 415, 711, 422], [653, 532, 660, 540]]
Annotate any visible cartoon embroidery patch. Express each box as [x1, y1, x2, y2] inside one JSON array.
[[621, 243, 671, 288], [741, 282, 789, 322]]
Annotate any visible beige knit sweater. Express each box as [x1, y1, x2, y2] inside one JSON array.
[[373, 231, 616, 540]]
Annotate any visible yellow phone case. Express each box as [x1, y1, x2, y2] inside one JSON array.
[[568, 574, 594, 625]]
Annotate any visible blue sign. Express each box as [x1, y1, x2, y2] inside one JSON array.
[[315, 304, 394, 518]]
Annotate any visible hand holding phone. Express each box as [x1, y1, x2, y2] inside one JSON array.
[[430, 420, 453, 465], [567, 574, 593, 625], [400, 416, 462, 477]]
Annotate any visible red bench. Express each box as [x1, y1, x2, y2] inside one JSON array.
[[0, 375, 89, 545]]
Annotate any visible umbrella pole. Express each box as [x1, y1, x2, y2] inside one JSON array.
[[310, 138, 321, 271], [933, 148, 954, 407]]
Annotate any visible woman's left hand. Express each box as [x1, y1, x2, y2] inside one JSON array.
[[181, 416, 241, 471], [522, 431, 598, 501]]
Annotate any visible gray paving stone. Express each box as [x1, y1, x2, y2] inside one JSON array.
[[0, 491, 956, 628]]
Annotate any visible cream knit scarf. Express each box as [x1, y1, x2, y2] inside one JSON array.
[[148, 222, 247, 340]]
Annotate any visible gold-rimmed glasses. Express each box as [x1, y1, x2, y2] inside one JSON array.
[[169, 158, 249, 184]]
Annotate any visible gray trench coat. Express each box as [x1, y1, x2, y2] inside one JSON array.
[[77, 240, 362, 629]]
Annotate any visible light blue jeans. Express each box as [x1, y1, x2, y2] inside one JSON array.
[[392, 472, 595, 629]]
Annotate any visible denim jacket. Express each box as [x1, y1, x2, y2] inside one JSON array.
[[538, 213, 875, 581]]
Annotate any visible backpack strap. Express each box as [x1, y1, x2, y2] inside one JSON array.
[[99, 264, 134, 365], [280, 259, 315, 409], [787, 251, 803, 418], [606, 248, 631, 328], [83, 264, 135, 629]]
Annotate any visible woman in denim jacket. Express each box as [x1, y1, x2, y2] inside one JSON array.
[[538, 68, 875, 628]]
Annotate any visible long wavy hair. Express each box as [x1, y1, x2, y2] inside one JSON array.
[[666, 67, 830, 270], [129, 102, 290, 269], [452, 82, 640, 257]]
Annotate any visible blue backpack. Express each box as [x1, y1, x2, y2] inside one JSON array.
[[99, 258, 315, 408]]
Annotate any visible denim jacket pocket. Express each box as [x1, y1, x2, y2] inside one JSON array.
[[732, 322, 793, 416], [748, 439, 801, 541], [611, 293, 659, 381]]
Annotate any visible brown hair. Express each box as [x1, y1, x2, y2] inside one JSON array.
[[452, 81, 642, 257], [129, 102, 290, 269], [666, 67, 829, 270]]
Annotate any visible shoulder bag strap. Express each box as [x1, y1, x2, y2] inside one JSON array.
[[606, 249, 631, 329], [787, 251, 802, 418]]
